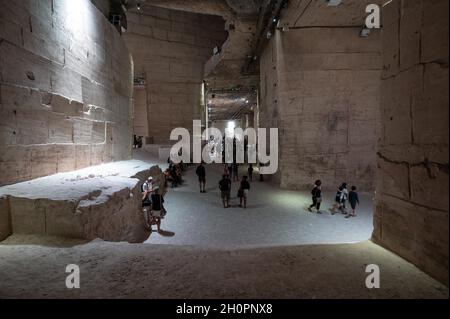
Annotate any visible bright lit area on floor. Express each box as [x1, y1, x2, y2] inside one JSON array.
[[144, 156, 375, 248]]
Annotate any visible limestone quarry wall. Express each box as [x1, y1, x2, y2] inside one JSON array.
[[0, 0, 134, 186], [373, 0, 449, 285], [259, 1, 382, 191], [123, 5, 227, 144]]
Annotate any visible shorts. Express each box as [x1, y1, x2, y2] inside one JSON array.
[[221, 191, 230, 200], [239, 189, 248, 198], [350, 202, 357, 210], [199, 177, 206, 183], [335, 196, 341, 203], [152, 210, 162, 218]]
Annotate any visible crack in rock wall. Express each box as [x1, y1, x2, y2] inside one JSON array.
[[373, 0, 449, 285]]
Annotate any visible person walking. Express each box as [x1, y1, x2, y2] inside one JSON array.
[[338, 183, 349, 214], [238, 176, 250, 209], [346, 186, 360, 218], [330, 183, 348, 214], [196, 162, 206, 193], [150, 187, 165, 233], [308, 180, 322, 213], [248, 164, 254, 182], [219, 174, 232, 208]]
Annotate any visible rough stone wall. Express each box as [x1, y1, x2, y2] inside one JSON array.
[[259, 2, 382, 191], [123, 6, 227, 144], [373, 0, 449, 285], [0, 0, 134, 186]]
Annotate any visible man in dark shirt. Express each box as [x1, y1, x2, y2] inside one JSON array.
[[308, 180, 322, 213], [150, 187, 165, 233], [238, 176, 250, 209], [196, 162, 206, 193], [219, 174, 232, 208], [346, 186, 360, 218]]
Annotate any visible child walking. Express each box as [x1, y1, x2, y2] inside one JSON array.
[[331, 183, 348, 215], [308, 180, 322, 213], [346, 186, 360, 218]]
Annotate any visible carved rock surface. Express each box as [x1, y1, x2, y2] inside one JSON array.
[[0, 160, 165, 243]]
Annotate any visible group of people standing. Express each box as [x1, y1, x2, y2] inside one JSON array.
[[196, 162, 253, 209], [309, 180, 360, 218], [164, 161, 184, 188]]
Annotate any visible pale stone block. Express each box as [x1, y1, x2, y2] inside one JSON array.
[[30, 145, 58, 179], [0, 83, 49, 111], [73, 119, 93, 144], [0, 41, 52, 92], [16, 109, 49, 145], [75, 144, 91, 170], [48, 112, 73, 144], [48, 94, 84, 116], [56, 144, 76, 173]]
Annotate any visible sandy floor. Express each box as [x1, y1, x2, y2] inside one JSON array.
[[0, 236, 447, 299], [146, 162, 374, 248], [0, 150, 447, 298]]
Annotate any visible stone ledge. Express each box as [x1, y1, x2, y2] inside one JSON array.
[[0, 160, 165, 243]]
